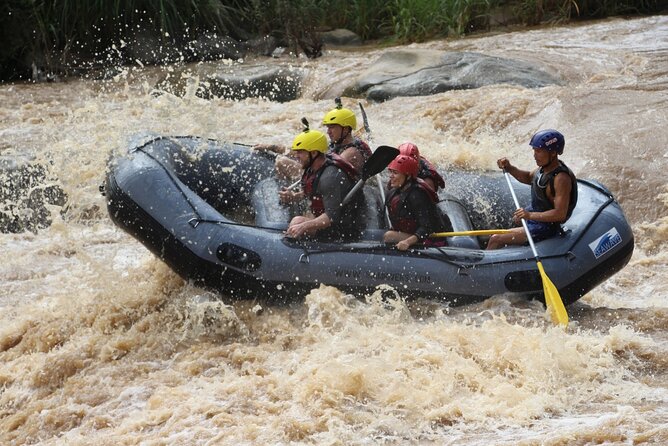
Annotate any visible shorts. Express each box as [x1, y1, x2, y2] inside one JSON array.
[[526, 220, 561, 242]]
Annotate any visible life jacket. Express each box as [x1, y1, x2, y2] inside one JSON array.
[[531, 160, 578, 221], [330, 138, 372, 167], [419, 157, 445, 190], [386, 179, 439, 234], [302, 153, 358, 217]]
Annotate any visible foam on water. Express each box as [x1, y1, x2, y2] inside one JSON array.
[[1, 15, 667, 445]]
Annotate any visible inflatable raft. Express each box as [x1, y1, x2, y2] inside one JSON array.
[[103, 135, 634, 306]]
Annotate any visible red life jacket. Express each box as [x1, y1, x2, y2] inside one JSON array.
[[302, 153, 358, 217], [387, 179, 439, 233], [419, 157, 445, 190], [331, 138, 372, 168]]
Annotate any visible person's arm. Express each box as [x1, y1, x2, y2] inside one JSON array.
[[497, 158, 532, 185], [411, 190, 441, 242], [286, 213, 332, 238], [318, 168, 349, 225], [340, 147, 365, 173]]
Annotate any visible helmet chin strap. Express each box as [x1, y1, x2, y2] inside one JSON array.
[[335, 127, 351, 146], [305, 151, 322, 171]]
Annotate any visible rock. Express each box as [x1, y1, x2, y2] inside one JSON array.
[[157, 63, 304, 102], [319, 29, 363, 47], [0, 156, 67, 233], [347, 50, 562, 101]]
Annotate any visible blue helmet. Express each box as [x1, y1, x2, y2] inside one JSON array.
[[529, 129, 565, 154]]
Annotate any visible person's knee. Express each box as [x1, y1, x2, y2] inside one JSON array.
[[487, 234, 500, 250]]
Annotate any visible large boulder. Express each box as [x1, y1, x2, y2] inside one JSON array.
[[157, 63, 304, 102], [346, 50, 562, 101], [319, 29, 363, 47], [0, 156, 66, 233]]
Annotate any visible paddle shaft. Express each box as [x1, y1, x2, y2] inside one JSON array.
[[342, 145, 399, 207], [504, 170, 569, 326], [359, 102, 392, 228], [431, 229, 512, 237], [504, 172, 541, 259]]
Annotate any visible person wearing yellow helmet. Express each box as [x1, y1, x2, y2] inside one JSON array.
[[281, 121, 367, 241], [322, 97, 372, 175], [252, 98, 371, 180]]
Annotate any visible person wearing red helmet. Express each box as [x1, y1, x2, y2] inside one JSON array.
[[487, 129, 578, 250], [397, 142, 445, 192], [383, 154, 447, 251]]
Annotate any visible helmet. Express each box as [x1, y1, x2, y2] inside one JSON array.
[[398, 142, 420, 160], [292, 129, 328, 153], [529, 129, 565, 155], [322, 105, 357, 130], [388, 154, 419, 178]]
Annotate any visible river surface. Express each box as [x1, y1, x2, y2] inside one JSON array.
[[1, 15, 667, 445]]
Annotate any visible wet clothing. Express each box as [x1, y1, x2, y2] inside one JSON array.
[[386, 178, 446, 246], [330, 137, 372, 174], [301, 153, 366, 241], [418, 157, 445, 190], [526, 160, 578, 241]]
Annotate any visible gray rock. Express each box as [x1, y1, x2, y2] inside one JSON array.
[[319, 29, 363, 47], [157, 63, 304, 102], [348, 50, 562, 101], [0, 156, 67, 233]]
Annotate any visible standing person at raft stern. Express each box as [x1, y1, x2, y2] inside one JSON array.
[[383, 154, 446, 251], [397, 142, 445, 192], [487, 129, 578, 250], [282, 121, 367, 241]]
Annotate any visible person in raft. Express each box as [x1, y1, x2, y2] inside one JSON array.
[[486, 129, 578, 250], [281, 124, 367, 241], [383, 154, 447, 251], [396, 142, 445, 192], [253, 98, 372, 183]]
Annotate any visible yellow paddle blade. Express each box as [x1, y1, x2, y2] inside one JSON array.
[[431, 229, 512, 237], [536, 261, 569, 327]]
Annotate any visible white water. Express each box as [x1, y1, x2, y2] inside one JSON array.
[[1, 15, 667, 445]]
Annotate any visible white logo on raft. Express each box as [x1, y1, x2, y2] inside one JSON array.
[[589, 227, 622, 259]]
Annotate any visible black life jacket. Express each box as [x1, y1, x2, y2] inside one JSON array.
[[531, 160, 578, 221], [386, 178, 439, 234], [302, 153, 358, 217]]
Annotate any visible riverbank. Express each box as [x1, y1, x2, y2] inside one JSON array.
[[1, 0, 665, 81]]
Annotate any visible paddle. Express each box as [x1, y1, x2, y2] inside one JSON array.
[[431, 229, 512, 237], [342, 145, 399, 206], [504, 171, 569, 327], [359, 102, 392, 228]]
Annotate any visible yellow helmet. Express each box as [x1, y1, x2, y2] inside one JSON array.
[[291, 129, 328, 153], [322, 101, 357, 130]]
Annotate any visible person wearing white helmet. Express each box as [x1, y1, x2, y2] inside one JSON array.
[[281, 122, 367, 241], [487, 129, 578, 250]]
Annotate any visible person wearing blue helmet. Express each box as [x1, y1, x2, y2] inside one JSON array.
[[487, 129, 578, 250]]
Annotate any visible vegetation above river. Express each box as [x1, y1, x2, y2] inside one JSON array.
[[1, 0, 664, 82]]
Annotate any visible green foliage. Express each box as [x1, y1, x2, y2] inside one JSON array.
[[1, 0, 665, 81]]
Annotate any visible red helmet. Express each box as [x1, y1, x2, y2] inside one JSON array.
[[398, 142, 420, 160], [388, 154, 419, 178]]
